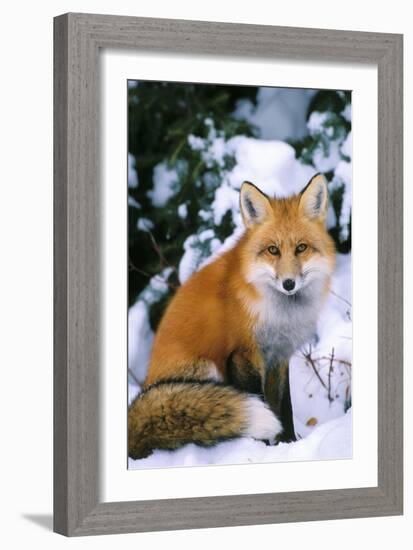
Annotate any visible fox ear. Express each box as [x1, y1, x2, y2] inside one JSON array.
[[240, 181, 272, 228], [299, 173, 328, 221]]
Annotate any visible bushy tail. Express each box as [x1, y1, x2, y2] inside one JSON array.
[[128, 379, 282, 459]]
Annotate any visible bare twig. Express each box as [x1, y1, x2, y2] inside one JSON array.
[[128, 367, 142, 386], [302, 345, 327, 390], [330, 290, 352, 308], [302, 345, 352, 409], [128, 261, 153, 279], [147, 229, 167, 268], [128, 258, 178, 291], [330, 290, 352, 321], [327, 348, 335, 402], [318, 356, 351, 367], [146, 229, 178, 275]]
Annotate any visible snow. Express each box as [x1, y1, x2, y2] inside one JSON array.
[[312, 140, 341, 173], [234, 87, 315, 141], [204, 137, 314, 237], [307, 111, 329, 135], [198, 228, 215, 242], [142, 267, 173, 300], [128, 301, 154, 384], [225, 137, 314, 198], [203, 136, 227, 168], [305, 109, 352, 174], [212, 183, 240, 225], [188, 118, 229, 169], [137, 217, 154, 232], [177, 203, 188, 219], [128, 268, 174, 382], [178, 235, 203, 284], [128, 196, 141, 209], [187, 134, 204, 151], [332, 160, 352, 241], [342, 103, 352, 122], [290, 253, 352, 438], [128, 381, 141, 406], [201, 226, 245, 267], [147, 161, 181, 207], [128, 410, 351, 469], [341, 131, 352, 159], [178, 232, 221, 284], [198, 209, 212, 222], [127, 153, 138, 188]]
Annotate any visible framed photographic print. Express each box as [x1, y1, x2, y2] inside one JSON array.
[[54, 13, 403, 536]]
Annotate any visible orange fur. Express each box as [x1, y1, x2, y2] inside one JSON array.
[[145, 177, 335, 387]]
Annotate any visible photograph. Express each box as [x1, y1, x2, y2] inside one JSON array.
[[127, 80, 353, 469]]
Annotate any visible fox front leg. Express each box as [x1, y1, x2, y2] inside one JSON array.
[[226, 350, 264, 397], [264, 360, 296, 443]]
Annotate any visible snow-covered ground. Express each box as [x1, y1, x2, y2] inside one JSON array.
[[128, 410, 351, 469], [128, 250, 352, 469], [128, 86, 352, 469]]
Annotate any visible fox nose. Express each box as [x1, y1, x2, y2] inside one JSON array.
[[282, 278, 295, 292]]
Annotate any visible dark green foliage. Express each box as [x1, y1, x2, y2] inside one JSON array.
[[307, 89, 351, 121], [290, 90, 352, 252], [128, 83, 352, 330], [128, 81, 258, 322]]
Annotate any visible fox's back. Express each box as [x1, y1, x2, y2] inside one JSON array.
[[145, 244, 255, 384]]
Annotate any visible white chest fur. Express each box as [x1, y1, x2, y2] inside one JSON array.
[[252, 284, 323, 367]]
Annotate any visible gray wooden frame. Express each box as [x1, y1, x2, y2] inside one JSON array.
[[54, 12, 403, 537]]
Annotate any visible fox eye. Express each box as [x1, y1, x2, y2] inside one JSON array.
[[296, 243, 308, 253], [268, 245, 280, 256]]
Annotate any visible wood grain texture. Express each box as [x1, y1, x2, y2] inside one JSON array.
[[53, 13, 403, 536], [53, 14, 69, 536], [377, 33, 403, 509]]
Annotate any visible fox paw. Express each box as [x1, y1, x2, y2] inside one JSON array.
[[243, 396, 282, 442]]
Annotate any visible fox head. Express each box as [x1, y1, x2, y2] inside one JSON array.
[[239, 174, 336, 297]]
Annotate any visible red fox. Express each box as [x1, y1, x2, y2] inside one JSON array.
[[128, 173, 336, 459]]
